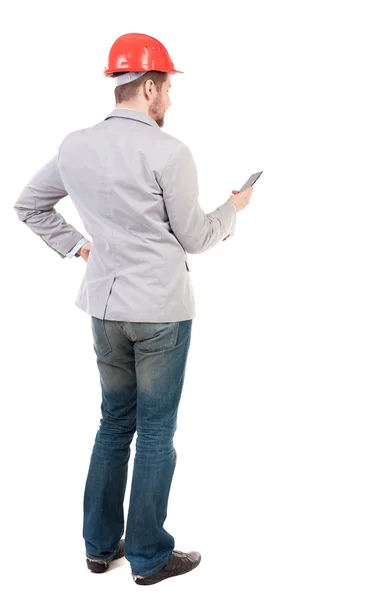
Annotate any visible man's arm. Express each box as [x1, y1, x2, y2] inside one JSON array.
[[159, 143, 236, 254], [14, 152, 87, 259], [66, 236, 89, 258]]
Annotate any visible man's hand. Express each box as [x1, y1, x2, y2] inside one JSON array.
[[76, 241, 91, 262], [228, 186, 253, 213]]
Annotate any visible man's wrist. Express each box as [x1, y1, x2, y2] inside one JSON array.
[[228, 199, 237, 211]]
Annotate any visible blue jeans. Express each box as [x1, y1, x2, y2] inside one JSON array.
[[83, 317, 193, 577]]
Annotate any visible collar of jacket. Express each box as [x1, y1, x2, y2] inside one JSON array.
[[104, 108, 159, 129]]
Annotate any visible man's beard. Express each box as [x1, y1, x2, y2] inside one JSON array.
[[149, 96, 165, 128], [155, 116, 165, 128]]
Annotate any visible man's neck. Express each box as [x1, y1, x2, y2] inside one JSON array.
[[115, 106, 136, 111], [115, 105, 147, 114]]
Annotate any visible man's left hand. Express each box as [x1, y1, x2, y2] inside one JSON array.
[[77, 241, 91, 262]]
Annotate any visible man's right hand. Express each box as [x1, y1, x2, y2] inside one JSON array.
[[228, 186, 254, 212]]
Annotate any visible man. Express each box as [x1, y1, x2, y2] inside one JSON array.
[[14, 33, 253, 586]]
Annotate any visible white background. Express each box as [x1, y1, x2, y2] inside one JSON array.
[[1, 1, 365, 598]]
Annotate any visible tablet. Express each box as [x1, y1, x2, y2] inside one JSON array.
[[240, 171, 263, 192]]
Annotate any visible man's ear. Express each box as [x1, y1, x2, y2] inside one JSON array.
[[143, 79, 155, 99]]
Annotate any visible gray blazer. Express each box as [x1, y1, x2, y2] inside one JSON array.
[[14, 108, 237, 322]]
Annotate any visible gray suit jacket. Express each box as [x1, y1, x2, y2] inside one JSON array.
[[14, 108, 237, 322]]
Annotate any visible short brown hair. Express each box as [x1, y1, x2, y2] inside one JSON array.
[[113, 71, 168, 104]]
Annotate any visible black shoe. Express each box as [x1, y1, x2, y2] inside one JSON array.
[[86, 539, 125, 573], [133, 550, 201, 586]]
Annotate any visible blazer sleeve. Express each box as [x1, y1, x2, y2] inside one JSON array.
[[159, 143, 237, 254], [14, 151, 87, 259]]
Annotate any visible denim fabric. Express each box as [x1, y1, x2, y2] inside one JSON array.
[[83, 316, 192, 577]]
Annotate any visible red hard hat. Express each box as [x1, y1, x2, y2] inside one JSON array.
[[104, 33, 183, 77]]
